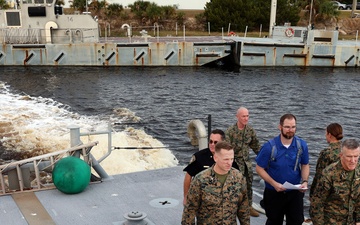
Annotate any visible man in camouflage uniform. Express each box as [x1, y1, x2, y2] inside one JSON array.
[[183, 129, 238, 205], [181, 141, 250, 225], [310, 123, 343, 197], [225, 107, 260, 217], [310, 138, 360, 225]]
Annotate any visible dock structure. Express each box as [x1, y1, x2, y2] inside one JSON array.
[[229, 26, 360, 67]]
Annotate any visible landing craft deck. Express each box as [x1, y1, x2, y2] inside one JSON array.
[[1, 166, 269, 225]]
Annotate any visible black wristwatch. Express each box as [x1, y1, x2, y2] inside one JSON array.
[[301, 180, 308, 184]]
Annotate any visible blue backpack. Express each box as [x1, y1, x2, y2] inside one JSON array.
[[268, 136, 303, 171]]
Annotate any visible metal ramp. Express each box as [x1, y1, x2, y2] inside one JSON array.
[[0, 141, 98, 195]]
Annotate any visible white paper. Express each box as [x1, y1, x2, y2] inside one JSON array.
[[282, 181, 308, 190]]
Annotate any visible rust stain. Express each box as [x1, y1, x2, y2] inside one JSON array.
[[149, 48, 151, 65], [24, 50, 29, 65]]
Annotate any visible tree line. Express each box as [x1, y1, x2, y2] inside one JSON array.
[[0, 0, 348, 32]]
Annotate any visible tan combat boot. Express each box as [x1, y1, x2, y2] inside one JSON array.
[[250, 207, 260, 217]]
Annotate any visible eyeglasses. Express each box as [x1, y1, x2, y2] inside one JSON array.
[[209, 140, 218, 144], [282, 126, 296, 130]]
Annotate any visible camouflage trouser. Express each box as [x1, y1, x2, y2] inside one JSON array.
[[244, 165, 253, 206], [235, 159, 253, 206]]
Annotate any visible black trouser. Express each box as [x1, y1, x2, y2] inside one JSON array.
[[264, 188, 304, 225]]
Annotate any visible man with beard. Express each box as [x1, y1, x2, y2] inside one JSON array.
[[255, 113, 310, 225]]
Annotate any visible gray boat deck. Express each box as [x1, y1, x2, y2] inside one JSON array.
[[1, 166, 269, 224]]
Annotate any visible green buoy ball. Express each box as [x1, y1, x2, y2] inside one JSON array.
[[52, 156, 91, 194]]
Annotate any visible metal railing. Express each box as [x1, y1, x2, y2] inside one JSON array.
[[0, 141, 98, 195]]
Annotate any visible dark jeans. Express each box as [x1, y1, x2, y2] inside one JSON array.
[[264, 188, 304, 225]]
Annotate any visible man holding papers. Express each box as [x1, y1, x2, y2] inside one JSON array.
[[256, 114, 310, 225]]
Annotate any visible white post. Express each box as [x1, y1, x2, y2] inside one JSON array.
[[222, 27, 224, 39], [244, 26, 248, 37], [183, 25, 185, 41], [157, 24, 159, 42], [227, 23, 231, 34], [176, 22, 178, 36], [259, 24, 262, 37], [208, 22, 210, 35], [105, 25, 107, 42], [356, 30, 358, 44], [269, 0, 277, 37], [309, 0, 314, 27]]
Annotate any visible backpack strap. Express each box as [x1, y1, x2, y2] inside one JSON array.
[[267, 139, 277, 169], [294, 136, 303, 171]]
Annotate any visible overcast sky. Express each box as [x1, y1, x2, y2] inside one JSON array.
[[106, 0, 210, 9]]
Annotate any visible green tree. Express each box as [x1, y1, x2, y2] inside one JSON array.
[[161, 5, 176, 20], [204, 0, 301, 32], [146, 2, 162, 23], [0, 0, 10, 9], [106, 3, 123, 20], [89, 0, 106, 16], [276, 0, 301, 25], [129, 0, 151, 21], [317, 0, 339, 20], [204, 0, 259, 32], [71, 0, 86, 11], [176, 11, 186, 25], [55, 0, 65, 6]]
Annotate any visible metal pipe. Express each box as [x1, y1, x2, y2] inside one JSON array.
[[70, 126, 110, 179], [69, 126, 81, 157], [207, 114, 211, 142], [89, 153, 110, 179]]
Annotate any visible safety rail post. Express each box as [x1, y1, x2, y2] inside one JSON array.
[[16, 165, 24, 191], [34, 160, 41, 190], [207, 114, 211, 141], [72, 125, 111, 180], [70, 125, 82, 158], [0, 172, 5, 194]]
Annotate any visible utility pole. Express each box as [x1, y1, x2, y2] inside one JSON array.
[[269, 0, 277, 37]]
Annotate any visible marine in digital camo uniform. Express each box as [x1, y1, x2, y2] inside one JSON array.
[[310, 139, 360, 225], [182, 141, 250, 225], [310, 123, 343, 197], [225, 107, 260, 216]]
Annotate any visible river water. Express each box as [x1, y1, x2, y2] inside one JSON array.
[[0, 66, 359, 212]]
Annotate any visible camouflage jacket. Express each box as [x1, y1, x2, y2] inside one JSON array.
[[310, 162, 360, 225], [225, 124, 260, 173], [310, 141, 342, 196], [181, 166, 250, 225]]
